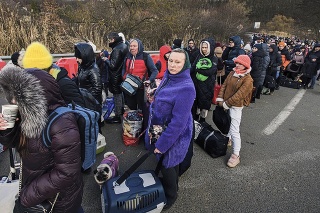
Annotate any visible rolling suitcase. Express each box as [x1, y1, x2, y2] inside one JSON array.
[[101, 152, 166, 213]]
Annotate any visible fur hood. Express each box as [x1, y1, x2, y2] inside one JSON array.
[[0, 67, 64, 138]]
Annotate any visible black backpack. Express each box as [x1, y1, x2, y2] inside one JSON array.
[[79, 88, 101, 114]]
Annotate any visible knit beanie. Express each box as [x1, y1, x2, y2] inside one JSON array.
[[253, 43, 262, 50], [234, 55, 251, 69], [23, 42, 53, 69], [244, 44, 252, 51], [172, 39, 182, 49], [278, 41, 286, 47]]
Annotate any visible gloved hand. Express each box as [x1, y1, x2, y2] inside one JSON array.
[[13, 198, 28, 213], [150, 80, 157, 89], [291, 60, 296, 64]]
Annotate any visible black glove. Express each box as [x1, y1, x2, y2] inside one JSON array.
[[291, 60, 296, 64], [150, 80, 157, 89], [13, 198, 27, 213]]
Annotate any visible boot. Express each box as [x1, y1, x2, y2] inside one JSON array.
[[105, 116, 121, 124], [256, 85, 263, 99]]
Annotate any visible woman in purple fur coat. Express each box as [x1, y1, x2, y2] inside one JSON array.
[[145, 48, 196, 209]]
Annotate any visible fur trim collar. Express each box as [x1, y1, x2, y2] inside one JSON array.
[[0, 67, 48, 138]]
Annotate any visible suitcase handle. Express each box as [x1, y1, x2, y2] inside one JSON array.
[[115, 151, 153, 186]]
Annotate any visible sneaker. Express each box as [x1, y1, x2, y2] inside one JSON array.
[[227, 154, 240, 168]]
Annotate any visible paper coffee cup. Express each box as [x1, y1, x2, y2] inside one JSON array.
[[1, 105, 19, 128]]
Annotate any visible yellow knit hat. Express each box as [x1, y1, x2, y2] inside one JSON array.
[[22, 42, 53, 69]]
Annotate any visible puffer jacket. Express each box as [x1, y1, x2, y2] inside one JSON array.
[[75, 43, 102, 104], [222, 35, 246, 73], [251, 45, 269, 88], [155, 45, 172, 79], [217, 70, 253, 108], [49, 64, 85, 107], [269, 44, 282, 74], [0, 68, 83, 213], [191, 38, 218, 110], [107, 38, 128, 94]]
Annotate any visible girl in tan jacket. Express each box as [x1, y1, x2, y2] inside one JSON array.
[[216, 55, 253, 168]]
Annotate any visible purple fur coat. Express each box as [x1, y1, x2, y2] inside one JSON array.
[[145, 68, 196, 168]]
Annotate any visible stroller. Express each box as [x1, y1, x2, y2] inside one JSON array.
[[284, 61, 303, 80]]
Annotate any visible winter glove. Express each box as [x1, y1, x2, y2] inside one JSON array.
[[13, 198, 28, 213], [150, 80, 157, 89]]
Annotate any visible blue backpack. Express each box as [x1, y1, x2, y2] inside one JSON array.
[[42, 103, 100, 170]]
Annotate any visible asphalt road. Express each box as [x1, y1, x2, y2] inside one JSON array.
[[1, 83, 320, 213]]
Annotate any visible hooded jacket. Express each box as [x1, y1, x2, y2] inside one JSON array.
[[269, 44, 282, 73], [107, 37, 128, 94], [74, 42, 102, 104], [49, 64, 85, 106], [191, 38, 218, 110], [0, 67, 83, 213], [155, 45, 172, 79], [222, 35, 246, 73], [145, 50, 196, 168], [251, 43, 270, 87], [123, 38, 158, 82]]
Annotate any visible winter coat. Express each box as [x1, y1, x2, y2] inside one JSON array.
[[302, 49, 320, 78], [123, 38, 158, 82], [191, 38, 218, 110], [144, 68, 196, 168], [0, 68, 83, 213], [107, 38, 128, 94], [155, 45, 172, 79], [217, 70, 253, 108], [184, 45, 199, 65], [214, 46, 225, 77], [49, 64, 85, 107], [268, 44, 282, 75], [222, 35, 246, 73], [251, 44, 269, 87], [74, 43, 102, 104], [259, 43, 270, 85]]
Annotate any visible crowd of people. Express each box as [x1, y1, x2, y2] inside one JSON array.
[[0, 32, 319, 212]]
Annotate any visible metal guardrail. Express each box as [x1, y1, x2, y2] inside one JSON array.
[[0, 51, 160, 62]]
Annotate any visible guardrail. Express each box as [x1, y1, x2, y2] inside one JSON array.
[[0, 51, 160, 62]]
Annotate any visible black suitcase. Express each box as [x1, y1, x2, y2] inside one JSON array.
[[280, 77, 301, 89], [195, 121, 228, 158]]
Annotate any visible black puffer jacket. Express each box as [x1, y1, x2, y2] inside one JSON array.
[[74, 43, 102, 104], [0, 68, 83, 213], [107, 38, 128, 94], [50, 64, 85, 106], [251, 44, 270, 87], [268, 44, 282, 75], [222, 35, 246, 73], [191, 38, 218, 110]]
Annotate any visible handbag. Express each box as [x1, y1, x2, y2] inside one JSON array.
[[14, 161, 59, 213], [121, 74, 143, 96], [212, 74, 222, 105], [212, 105, 231, 135]]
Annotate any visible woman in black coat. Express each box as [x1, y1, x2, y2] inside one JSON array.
[[191, 38, 218, 122]]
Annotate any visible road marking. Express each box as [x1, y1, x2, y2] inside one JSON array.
[[262, 89, 306, 135]]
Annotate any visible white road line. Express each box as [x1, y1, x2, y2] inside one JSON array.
[[262, 89, 306, 135]]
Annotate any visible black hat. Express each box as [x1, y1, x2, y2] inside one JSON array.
[[173, 39, 182, 48], [11, 52, 20, 66], [107, 32, 120, 39]]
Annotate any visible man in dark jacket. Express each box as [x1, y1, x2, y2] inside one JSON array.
[[184, 38, 199, 65], [222, 35, 246, 83], [104, 32, 128, 123]]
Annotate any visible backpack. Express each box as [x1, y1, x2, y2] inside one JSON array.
[[42, 103, 100, 170], [79, 88, 101, 114]]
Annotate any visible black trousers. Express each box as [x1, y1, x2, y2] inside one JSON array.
[[161, 165, 179, 206], [124, 88, 144, 110]]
